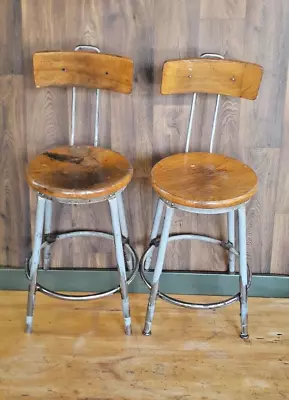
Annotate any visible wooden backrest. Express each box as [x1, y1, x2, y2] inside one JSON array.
[[33, 51, 134, 94], [161, 58, 263, 100]]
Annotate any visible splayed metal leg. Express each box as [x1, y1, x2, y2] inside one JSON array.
[[227, 210, 235, 274], [25, 196, 46, 333], [143, 205, 174, 336], [144, 198, 164, 271], [117, 192, 133, 271], [109, 196, 132, 335], [238, 205, 249, 339], [43, 199, 53, 270]]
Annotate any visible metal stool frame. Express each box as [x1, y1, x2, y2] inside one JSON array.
[[25, 46, 138, 335], [141, 53, 254, 339]]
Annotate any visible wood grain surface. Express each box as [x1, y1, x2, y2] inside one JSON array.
[[0, 0, 23, 75], [1, 292, 289, 399], [26, 145, 133, 199], [0, 0, 288, 273], [151, 152, 257, 208], [161, 59, 263, 99], [0, 76, 29, 267], [33, 52, 134, 93]]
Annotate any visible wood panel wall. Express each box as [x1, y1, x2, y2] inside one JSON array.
[[1, 0, 289, 273]]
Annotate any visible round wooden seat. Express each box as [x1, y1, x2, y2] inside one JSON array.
[[151, 152, 257, 209], [26, 146, 133, 200]]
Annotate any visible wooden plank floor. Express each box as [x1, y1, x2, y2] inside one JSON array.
[[0, 292, 289, 399]]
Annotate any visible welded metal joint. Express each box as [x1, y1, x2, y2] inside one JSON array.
[[108, 193, 117, 199], [221, 240, 234, 251], [44, 233, 57, 244], [122, 236, 129, 245], [150, 237, 161, 247]]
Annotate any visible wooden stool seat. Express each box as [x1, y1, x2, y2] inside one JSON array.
[[151, 152, 257, 209], [26, 145, 133, 200]]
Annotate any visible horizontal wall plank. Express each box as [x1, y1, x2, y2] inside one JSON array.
[[0, 76, 29, 266], [0, 0, 22, 74], [271, 215, 289, 275], [201, 0, 247, 20]]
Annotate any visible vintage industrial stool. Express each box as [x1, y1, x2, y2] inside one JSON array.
[[141, 53, 263, 339], [25, 45, 138, 335]]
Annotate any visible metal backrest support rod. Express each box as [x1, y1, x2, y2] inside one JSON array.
[[162, 53, 262, 154], [34, 47, 134, 147], [70, 45, 101, 146], [185, 53, 224, 153]]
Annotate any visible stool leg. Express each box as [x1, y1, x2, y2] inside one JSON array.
[[227, 210, 235, 274], [144, 198, 164, 270], [116, 192, 132, 271], [109, 196, 132, 335], [43, 199, 53, 270], [143, 204, 174, 336], [25, 196, 46, 333], [238, 205, 249, 339]]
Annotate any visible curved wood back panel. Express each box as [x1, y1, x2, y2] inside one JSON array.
[[161, 59, 263, 100], [33, 52, 134, 94]]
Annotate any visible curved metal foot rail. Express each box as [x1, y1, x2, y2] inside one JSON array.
[[140, 233, 252, 312], [25, 231, 138, 301]]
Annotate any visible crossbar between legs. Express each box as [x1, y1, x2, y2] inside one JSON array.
[[140, 233, 252, 310], [25, 230, 138, 301]]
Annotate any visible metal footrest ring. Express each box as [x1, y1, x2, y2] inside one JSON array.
[[140, 233, 252, 310], [25, 230, 138, 301]]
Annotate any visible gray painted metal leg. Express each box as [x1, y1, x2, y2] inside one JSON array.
[[25, 196, 46, 333], [144, 198, 164, 271], [109, 196, 132, 335], [228, 210, 235, 274], [43, 199, 53, 270], [143, 205, 174, 336], [238, 205, 249, 339], [116, 192, 133, 271], [117, 193, 128, 238]]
